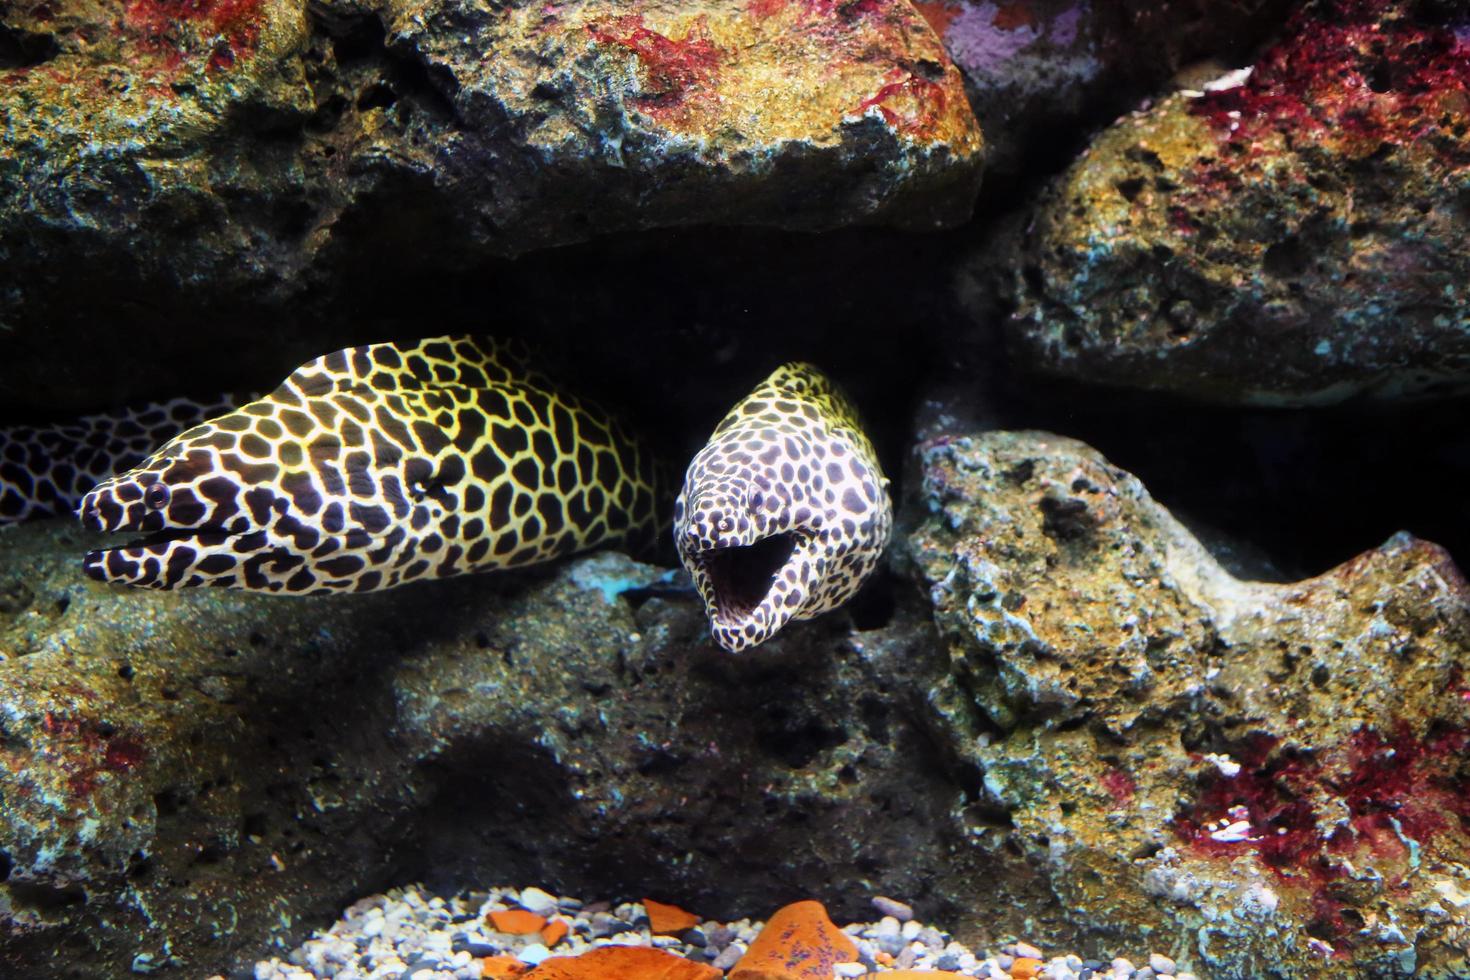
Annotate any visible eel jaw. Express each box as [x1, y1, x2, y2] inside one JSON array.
[[82, 526, 238, 588], [689, 531, 806, 653]]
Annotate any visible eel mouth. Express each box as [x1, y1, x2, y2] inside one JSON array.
[[89, 524, 236, 557], [699, 532, 797, 622]]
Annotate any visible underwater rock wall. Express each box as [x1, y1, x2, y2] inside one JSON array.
[[0, 0, 981, 415], [0, 525, 1033, 977], [1005, 0, 1470, 404], [909, 430, 1470, 978], [2, 0, 1470, 977]]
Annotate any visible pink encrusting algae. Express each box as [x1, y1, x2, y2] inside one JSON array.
[[1175, 721, 1470, 944], [33, 710, 149, 800], [855, 69, 948, 137], [1100, 766, 1136, 808], [122, 0, 265, 72], [1186, 0, 1470, 156], [586, 15, 723, 120]]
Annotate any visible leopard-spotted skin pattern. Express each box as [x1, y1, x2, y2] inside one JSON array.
[[674, 362, 892, 652], [80, 336, 662, 593], [1, 397, 237, 525]]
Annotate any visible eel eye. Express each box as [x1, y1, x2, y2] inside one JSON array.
[[718, 517, 732, 532], [144, 482, 171, 511]]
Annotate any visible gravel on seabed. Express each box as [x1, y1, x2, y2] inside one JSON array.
[[235, 883, 1201, 980]]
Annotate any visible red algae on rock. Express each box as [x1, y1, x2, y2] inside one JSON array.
[[913, 430, 1470, 977], [34, 710, 149, 801], [855, 69, 950, 138], [1186, 0, 1470, 157], [586, 15, 723, 120], [122, 0, 266, 72], [1176, 721, 1470, 944], [1007, 0, 1470, 404]]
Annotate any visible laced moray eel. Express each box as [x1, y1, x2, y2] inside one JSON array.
[[79, 336, 662, 593], [675, 363, 892, 652], [1, 397, 237, 525]]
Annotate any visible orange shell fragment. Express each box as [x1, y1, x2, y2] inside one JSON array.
[[1011, 958, 1044, 979], [521, 945, 721, 980], [540, 917, 570, 947], [481, 954, 530, 978], [729, 900, 858, 980], [488, 909, 549, 934], [643, 897, 701, 935]]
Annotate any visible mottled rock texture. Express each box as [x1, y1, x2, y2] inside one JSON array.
[[910, 429, 1470, 979], [1006, 0, 1470, 404], [0, 523, 1028, 979], [0, 0, 981, 413], [916, 0, 1287, 176]]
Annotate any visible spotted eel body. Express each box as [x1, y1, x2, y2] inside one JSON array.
[[674, 363, 892, 652], [80, 336, 662, 593], [1, 397, 237, 525]]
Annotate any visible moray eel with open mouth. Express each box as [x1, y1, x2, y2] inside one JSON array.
[[674, 363, 892, 653], [79, 336, 662, 593]]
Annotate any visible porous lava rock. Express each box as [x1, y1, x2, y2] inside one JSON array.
[[915, 0, 1288, 177], [909, 429, 1470, 978], [0, 524, 1022, 978], [1004, 0, 1470, 404], [0, 0, 982, 413]]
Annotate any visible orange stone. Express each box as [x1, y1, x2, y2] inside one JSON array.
[[488, 909, 549, 934], [481, 955, 529, 978], [540, 917, 569, 947], [522, 945, 720, 980], [1011, 957, 1044, 979], [728, 900, 858, 980], [644, 897, 700, 935]]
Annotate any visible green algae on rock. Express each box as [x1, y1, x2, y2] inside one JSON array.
[[909, 429, 1470, 978], [1004, 0, 1470, 405]]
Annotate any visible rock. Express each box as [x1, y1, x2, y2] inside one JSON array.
[[644, 899, 700, 936], [1010, 958, 1042, 979], [490, 911, 549, 936], [1004, 0, 1470, 404], [0, 522, 998, 978], [910, 429, 1470, 978], [0, 0, 981, 416], [516, 888, 559, 916], [485, 955, 531, 978], [521, 945, 719, 980], [540, 919, 569, 948], [870, 895, 913, 921], [918, 0, 1287, 177], [729, 900, 857, 980]]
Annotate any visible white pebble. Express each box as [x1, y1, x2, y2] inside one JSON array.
[[871, 896, 914, 921], [518, 942, 552, 965], [517, 888, 559, 915], [1015, 941, 1043, 959], [1150, 954, 1176, 974], [834, 964, 868, 978], [711, 944, 744, 971]]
